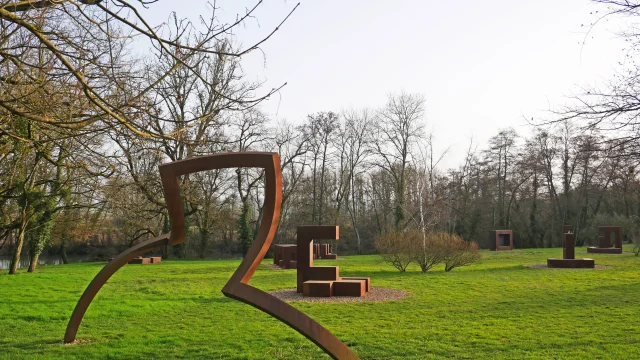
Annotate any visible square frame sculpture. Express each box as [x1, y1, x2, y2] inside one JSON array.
[[588, 226, 623, 254], [488, 230, 513, 251]]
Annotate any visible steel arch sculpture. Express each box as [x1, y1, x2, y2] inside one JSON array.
[[64, 152, 359, 360]]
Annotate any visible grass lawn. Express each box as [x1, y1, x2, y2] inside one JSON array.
[[1, 246, 639, 359]]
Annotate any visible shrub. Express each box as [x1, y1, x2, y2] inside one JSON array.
[[374, 227, 414, 272], [442, 234, 481, 272], [375, 228, 481, 272], [413, 231, 447, 273]]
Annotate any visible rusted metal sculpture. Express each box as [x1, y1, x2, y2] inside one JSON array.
[[547, 232, 595, 268], [273, 241, 336, 269], [297, 226, 370, 297], [487, 230, 514, 250], [297, 226, 341, 293], [273, 244, 297, 269], [64, 152, 359, 360], [588, 226, 623, 254]]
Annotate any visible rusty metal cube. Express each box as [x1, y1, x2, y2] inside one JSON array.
[[333, 280, 366, 297], [341, 277, 370, 292], [303, 281, 333, 297], [307, 266, 340, 281]]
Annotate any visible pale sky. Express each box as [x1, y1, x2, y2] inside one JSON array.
[[139, 0, 628, 169]]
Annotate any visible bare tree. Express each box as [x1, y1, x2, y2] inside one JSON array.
[[374, 91, 426, 227], [342, 108, 374, 254]]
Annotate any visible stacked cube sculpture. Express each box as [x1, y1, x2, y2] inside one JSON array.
[[296, 226, 371, 297]]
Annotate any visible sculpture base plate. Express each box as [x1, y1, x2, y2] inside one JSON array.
[[546, 258, 595, 268], [587, 247, 622, 254]]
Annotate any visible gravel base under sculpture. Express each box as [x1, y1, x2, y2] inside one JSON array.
[[269, 287, 410, 303], [525, 264, 612, 269]]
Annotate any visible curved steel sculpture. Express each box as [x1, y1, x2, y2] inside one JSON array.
[[64, 152, 359, 360]]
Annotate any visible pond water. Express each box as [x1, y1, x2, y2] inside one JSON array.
[[0, 255, 89, 270]]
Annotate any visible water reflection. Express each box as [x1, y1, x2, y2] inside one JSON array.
[[0, 255, 88, 270]]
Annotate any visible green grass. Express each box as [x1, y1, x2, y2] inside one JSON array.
[[1, 246, 639, 359]]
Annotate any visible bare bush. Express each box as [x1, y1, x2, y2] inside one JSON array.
[[442, 234, 481, 272], [374, 227, 414, 272], [413, 231, 447, 273]]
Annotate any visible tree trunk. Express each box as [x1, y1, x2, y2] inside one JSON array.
[[199, 228, 207, 259], [9, 214, 27, 275], [60, 241, 69, 264], [395, 175, 406, 228], [28, 251, 39, 273]]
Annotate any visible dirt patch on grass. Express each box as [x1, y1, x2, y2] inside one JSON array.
[[62, 339, 91, 346], [268, 287, 410, 303], [525, 264, 612, 269]]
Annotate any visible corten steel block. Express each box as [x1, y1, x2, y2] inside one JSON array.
[[587, 247, 623, 254], [306, 266, 341, 283], [282, 247, 294, 269], [128, 257, 150, 264], [562, 225, 571, 237], [598, 226, 622, 249], [341, 277, 371, 292], [488, 230, 513, 250], [149, 257, 162, 264], [303, 281, 334, 297], [598, 234, 610, 248], [64, 152, 359, 360], [290, 260, 297, 269], [333, 280, 366, 297], [273, 246, 281, 265], [296, 225, 340, 293], [320, 244, 330, 258], [563, 233, 575, 260], [547, 258, 595, 268], [324, 254, 338, 260], [273, 244, 296, 267]]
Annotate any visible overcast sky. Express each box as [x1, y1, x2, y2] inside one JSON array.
[[140, 0, 628, 169]]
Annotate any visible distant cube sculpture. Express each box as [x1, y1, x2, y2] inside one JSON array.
[[64, 152, 359, 360], [273, 244, 297, 269], [127, 256, 161, 264], [297, 225, 371, 298], [488, 230, 513, 250], [128, 257, 150, 264], [587, 226, 623, 254], [547, 232, 595, 268], [272, 239, 337, 269]]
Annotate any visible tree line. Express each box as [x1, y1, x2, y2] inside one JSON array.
[[1, 0, 640, 274]]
